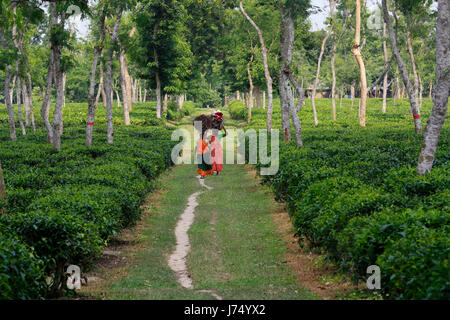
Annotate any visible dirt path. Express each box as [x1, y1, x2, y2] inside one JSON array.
[[78, 110, 357, 300], [168, 176, 223, 300]]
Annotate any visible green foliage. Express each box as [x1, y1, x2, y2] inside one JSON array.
[[0, 212, 103, 296], [0, 102, 177, 298], [249, 98, 449, 300], [377, 226, 450, 299], [229, 100, 247, 120], [0, 233, 47, 300]]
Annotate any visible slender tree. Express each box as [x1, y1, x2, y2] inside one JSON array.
[[86, 9, 107, 146], [239, 0, 274, 131], [311, 31, 329, 126], [352, 0, 367, 127], [105, 10, 123, 144], [278, 0, 308, 146], [382, 0, 422, 134], [417, 0, 449, 174], [0, 161, 5, 215]]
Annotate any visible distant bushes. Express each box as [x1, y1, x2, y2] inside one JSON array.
[[0, 102, 177, 299], [229, 100, 247, 120], [250, 98, 449, 299], [166, 100, 195, 121]]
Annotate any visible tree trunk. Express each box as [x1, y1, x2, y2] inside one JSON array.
[[254, 86, 261, 108], [115, 90, 121, 108], [119, 46, 131, 125], [417, 0, 449, 174], [86, 14, 106, 146], [156, 72, 162, 118], [382, 0, 422, 134], [95, 57, 104, 108], [16, 76, 26, 136], [177, 94, 184, 111], [406, 28, 419, 101], [350, 81, 355, 110], [330, 0, 337, 121], [4, 67, 17, 140], [26, 73, 36, 132], [247, 55, 254, 123], [382, 22, 389, 114], [262, 90, 266, 109], [278, 1, 302, 146], [163, 92, 168, 114], [429, 81, 432, 99], [418, 73, 423, 108], [49, 3, 66, 151], [41, 47, 54, 144], [352, 0, 368, 127], [22, 79, 30, 127], [239, 0, 273, 131], [311, 32, 329, 126], [0, 161, 5, 215], [105, 12, 123, 144]]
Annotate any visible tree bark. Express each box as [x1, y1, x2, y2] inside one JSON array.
[[278, 1, 302, 146], [239, 0, 273, 131], [254, 86, 261, 108], [163, 93, 168, 114], [105, 11, 123, 144], [0, 161, 5, 215], [26, 73, 36, 132], [417, 0, 449, 174], [177, 94, 184, 111], [311, 32, 329, 126], [330, 0, 337, 121], [4, 67, 17, 140], [153, 23, 162, 119], [86, 13, 106, 146], [406, 28, 419, 101], [382, 0, 422, 134], [247, 54, 254, 123], [350, 81, 355, 110], [119, 45, 131, 125], [352, 0, 367, 127], [382, 22, 388, 113], [262, 90, 266, 109], [41, 47, 54, 144], [16, 76, 26, 136]]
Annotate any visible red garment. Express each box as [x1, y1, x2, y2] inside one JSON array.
[[209, 135, 223, 172]]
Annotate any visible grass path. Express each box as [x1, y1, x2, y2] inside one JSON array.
[[81, 110, 318, 300]]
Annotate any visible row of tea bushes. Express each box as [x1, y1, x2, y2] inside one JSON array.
[[0, 102, 178, 298], [244, 98, 449, 299]]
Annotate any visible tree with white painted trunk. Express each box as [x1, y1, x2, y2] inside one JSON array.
[[417, 0, 449, 174]]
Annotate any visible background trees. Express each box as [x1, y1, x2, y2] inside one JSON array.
[[0, 0, 445, 171]]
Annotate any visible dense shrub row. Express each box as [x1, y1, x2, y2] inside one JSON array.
[[246, 97, 449, 299], [166, 100, 195, 121], [0, 102, 178, 298]]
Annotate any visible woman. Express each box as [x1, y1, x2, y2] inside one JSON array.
[[209, 132, 225, 175], [194, 115, 214, 179]]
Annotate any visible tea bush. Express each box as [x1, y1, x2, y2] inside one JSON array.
[[247, 97, 449, 299], [0, 233, 47, 299], [0, 102, 178, 298]]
